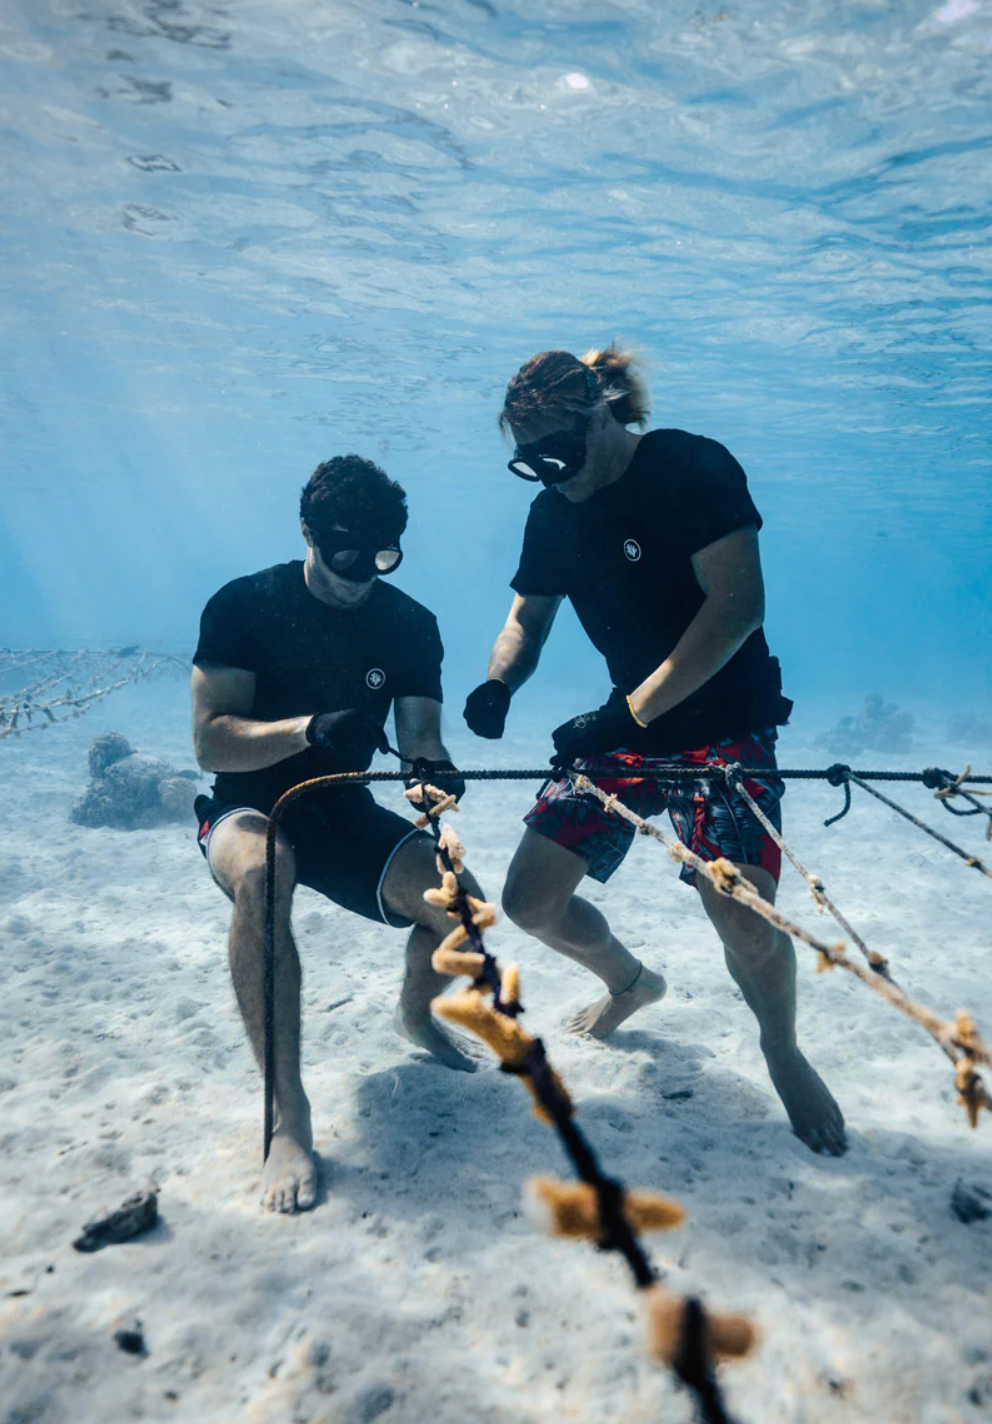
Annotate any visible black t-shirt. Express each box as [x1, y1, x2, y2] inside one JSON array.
[[510, 428, 792, 752], [193, 561, 443, 810]]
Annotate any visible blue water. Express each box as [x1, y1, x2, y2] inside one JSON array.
[[1, 0, 990, 718]]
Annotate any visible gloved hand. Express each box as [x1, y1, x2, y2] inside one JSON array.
[[463, 679, 511, 739], [551, 699, 642, 761], [405, 758, 467, 803], [306, 709, 389, 765]]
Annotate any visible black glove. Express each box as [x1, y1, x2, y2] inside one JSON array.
[[463, 679, 511, 739], [405, 758, 466, 803], [306, 709, 389, 766], [551, 699, 642, 761]]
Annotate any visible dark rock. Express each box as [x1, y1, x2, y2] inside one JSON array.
[[951, 1180, 991, 1225], [73, 1189, 159, 1252], [72, 737, 201, 830], [347, 1384, 396, 1423], [114, 1324, 146, 1356], [817, 694, 915, 757], [88, 731, 133, 779]]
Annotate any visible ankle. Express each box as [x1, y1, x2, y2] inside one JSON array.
[[761, 1035, 798, 1061], [610, 959, 643, 997], [276, 1093, 312, 1136]]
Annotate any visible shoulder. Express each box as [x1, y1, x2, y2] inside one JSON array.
[[635, 431, 759, 548], [373, 581, 440, 633], [635, 428, 749, 501], [202, 561, 301, 610], [638, 428, 744, 475]]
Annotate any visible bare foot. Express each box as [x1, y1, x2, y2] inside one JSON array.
[[261, 1126, 318, 1213], [393, 1004, 478, 1072], [566, 963, 668, 1040], [764, 1045, 847, 1156]]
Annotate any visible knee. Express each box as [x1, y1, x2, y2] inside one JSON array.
[[724, 920, 792, 972], [232, 848, 294, 910]]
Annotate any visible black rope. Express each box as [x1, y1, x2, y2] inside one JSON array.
[[257, 752, 990, 1418], [673, 1297, 735, 1424], [256, 764, 991, 785], [262, 756, 991, 1158], [823, 763, 853, 827], [405, 770, 740, 1424], [849, 774, 991, 879]]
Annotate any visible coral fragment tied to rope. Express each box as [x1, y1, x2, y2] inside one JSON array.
[[570, 768, 992, 1131], [405, 774, 755, 1424]]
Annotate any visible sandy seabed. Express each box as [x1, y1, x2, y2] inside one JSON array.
[[1, 683, 990, 1424]]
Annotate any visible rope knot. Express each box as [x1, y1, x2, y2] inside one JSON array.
[[825, 763, 851, 788], [922, 766, 950, 790]]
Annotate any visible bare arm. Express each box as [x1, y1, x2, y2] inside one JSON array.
[[191, 663, 311, 773], [393, 696, 451, 769], [486, 592, 561, 693], [629, 526, 766, 724]]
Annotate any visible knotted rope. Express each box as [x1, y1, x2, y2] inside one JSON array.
[[256, 753, 992, 1421], [569, 769, 992, 1129], [408, 771, 754, 1424], [819, 763, 992, 877]]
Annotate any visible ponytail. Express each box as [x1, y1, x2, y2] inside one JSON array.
[[580, 343, 650, 427], [501, 341, 650, 433]]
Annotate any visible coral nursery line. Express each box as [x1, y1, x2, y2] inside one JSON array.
[[0, 647, 187, 740], [257, 753, 991, 1424]]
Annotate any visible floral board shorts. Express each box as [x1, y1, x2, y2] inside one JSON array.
[[523, 731, 784, 888]]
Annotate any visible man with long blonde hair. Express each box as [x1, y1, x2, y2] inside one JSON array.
[[464, 346, 846, 1156]]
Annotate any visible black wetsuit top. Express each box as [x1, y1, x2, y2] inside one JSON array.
[[193, 560, 443, 811], [510, 428, 792, 752]]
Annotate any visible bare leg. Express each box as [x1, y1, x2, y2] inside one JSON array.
[[208, 812, 318, 1212], [696, 864, 846, 1156], [381, 834, 481, 1072], [502, 829, 667, 1038]]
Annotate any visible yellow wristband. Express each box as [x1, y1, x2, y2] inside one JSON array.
[[626, 694, 649, 729]]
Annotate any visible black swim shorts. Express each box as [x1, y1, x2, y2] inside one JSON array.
[[196, 787, 426, 928]]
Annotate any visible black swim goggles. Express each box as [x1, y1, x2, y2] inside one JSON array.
[[316, 529, 403, 583], [508, 423, 590, 487]]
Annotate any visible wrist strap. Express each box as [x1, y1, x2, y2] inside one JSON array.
[[626, 694, 649, 729]]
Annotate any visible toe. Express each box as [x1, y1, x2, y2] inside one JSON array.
[[297, 1175, 318, 1211]]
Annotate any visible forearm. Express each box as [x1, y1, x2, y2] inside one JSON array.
[[486, 623, 542, 693], [630, 600, 761, 724], [195, 713, 311, 773]]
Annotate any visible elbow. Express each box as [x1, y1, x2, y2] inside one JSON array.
[[193, 742, 216, 774], [192, 721, 220, 773], [745, 599, 765, 637], [731, 587, 765, 638]]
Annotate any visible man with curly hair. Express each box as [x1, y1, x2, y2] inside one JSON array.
[[192, 455, 476, 1213]]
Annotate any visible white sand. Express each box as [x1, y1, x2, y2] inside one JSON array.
[[1, 682, 990, 1424]]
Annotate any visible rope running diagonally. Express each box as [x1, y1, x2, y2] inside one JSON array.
[[261, 760, 992, 1157], [850, 773, 991, 878], [568, 771, 992, 1128], [720, 763, 892, 979], [716, 764, 985, 1093]]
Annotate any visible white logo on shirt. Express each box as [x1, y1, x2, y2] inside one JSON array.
[[623, 539, 642, 562], [366, 668, 386, 690]]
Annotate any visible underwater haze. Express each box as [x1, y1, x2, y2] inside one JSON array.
[[1, 0, 991, 714]]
